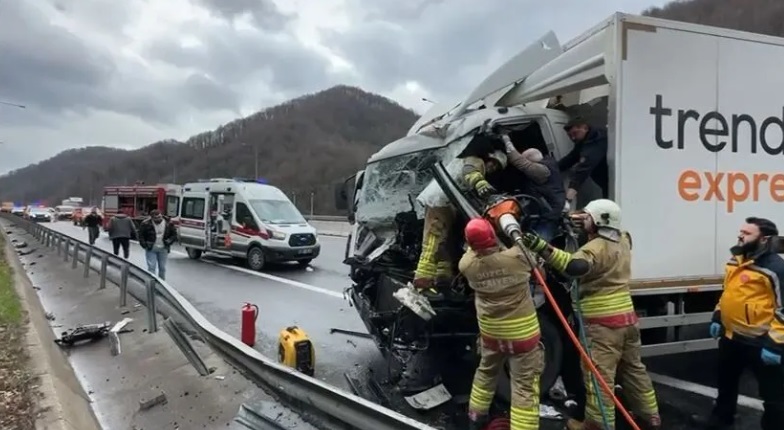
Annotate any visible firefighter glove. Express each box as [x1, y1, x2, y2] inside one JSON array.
[[761, 348, 782, 366], [522, 232, 548, 253], [709, 322, 722, 339], [474, 179, 496, 197]]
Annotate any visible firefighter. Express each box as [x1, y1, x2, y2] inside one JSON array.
[[520, 199, 660, 430], [702, 217, 784, 430], [459, 218, 543, 430], [413, 150, 507, 298]]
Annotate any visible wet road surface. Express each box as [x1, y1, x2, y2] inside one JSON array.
[[42, 221, 767, 429]]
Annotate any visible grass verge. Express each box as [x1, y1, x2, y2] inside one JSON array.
[[0, 233, 37, 430]]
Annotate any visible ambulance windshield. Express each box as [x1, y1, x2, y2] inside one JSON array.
[[249, 199, 306, 224]]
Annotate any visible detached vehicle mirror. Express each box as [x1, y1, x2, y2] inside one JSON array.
[[334, 182, 348, 211]]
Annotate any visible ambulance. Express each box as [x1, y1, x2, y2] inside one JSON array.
[[178, 178, 320, 270]]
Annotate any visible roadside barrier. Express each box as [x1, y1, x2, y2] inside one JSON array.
[[0, 213, 436, 430]]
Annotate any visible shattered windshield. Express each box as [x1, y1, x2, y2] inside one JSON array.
[[355, 148, 444, 226], [355, 133, 476, 227]]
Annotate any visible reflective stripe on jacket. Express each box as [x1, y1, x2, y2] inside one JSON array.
[[714, 251, 784, 352], [459, 246, 541, 351], [573, 232, 638, 327]]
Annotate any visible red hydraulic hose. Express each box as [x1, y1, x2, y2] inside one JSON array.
[[530, 266, 641, 430]]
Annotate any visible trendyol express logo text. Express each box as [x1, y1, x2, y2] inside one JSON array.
[[649, 94, 784, 213]]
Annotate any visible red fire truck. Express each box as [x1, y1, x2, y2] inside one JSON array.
[[101, 183, 181, 230]]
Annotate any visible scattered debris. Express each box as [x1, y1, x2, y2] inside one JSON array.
[[139, 391, 167, 411], [539, 404, 563, 420], [403, 383, 452, 410], [45, 312, 55, 321], [393, 283, 437, 321], [109, 318, 134, 356], [305, 266, 314, 272], [54, 322, 111, 347], [328, 328, 372, 339], [18, 249, 36, 256], [13, 242, 27, 249], [214, 375, 225, 381]]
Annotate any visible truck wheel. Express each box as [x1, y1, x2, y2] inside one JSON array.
[[496, 315, 563, 404], [185, 248, 202, 260], [247, 246, 265, 271]]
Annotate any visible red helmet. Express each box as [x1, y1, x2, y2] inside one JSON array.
[[465, 218, 497, 250]]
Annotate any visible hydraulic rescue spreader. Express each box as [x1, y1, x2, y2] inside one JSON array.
[[483, 197, 640, 430]]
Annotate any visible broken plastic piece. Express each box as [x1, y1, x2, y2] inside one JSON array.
[[403, 383, 452, 410], [139, 391, 167, 411], [393, 283, 437, 321]]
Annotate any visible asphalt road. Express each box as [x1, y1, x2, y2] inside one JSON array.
[[42, 220, 766, 429]]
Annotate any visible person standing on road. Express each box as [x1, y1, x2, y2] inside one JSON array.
[[458, 218, 543, 430], [107, 212, 137, 258], [138, 210, 177, 280], [82, 208, 103, 245], [521, 199, 660, 430], [703, 217, 784, 430]]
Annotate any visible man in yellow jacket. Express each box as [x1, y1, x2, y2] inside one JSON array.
[[703, 217, 784, 430], [459, 218, 543, 430], [521, 199, 660, 430]]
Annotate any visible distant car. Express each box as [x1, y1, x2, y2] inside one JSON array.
[[11, 206, 25, 216], [27, 207, 52, 222]]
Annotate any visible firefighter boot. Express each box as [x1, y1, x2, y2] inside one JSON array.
[[640, 414, 662, 430], [565, 418, 604, 430], [466, 413, 490, 430]]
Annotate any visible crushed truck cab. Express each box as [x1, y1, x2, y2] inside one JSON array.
[[336, 12, 784, 403]]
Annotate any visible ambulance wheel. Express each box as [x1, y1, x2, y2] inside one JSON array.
[[247, 246, 265, 271], [185, 248, 202, 259], [496, 316, 562, 404], [297, 259, 312, 267]]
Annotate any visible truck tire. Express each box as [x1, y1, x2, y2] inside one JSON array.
[[185, 248, 202, 260], [495, 315, 563, 404], [247, 246, 265, 271]]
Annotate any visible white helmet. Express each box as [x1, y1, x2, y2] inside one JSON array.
[[487, 150, 508, 169], [583, 199, 622, 230]]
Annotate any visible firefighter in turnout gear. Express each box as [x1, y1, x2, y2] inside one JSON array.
[[458, 218, 543, 430], [521, 199, 661, 430], [703, 217, 784, 430], [414, 150, 508, 298]]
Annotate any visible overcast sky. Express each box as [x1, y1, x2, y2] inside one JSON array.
[[0, 0, 671, 174]]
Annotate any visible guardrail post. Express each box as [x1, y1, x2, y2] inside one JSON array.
[[162, 318, 209, 376], [64, 238, 71, 262], [55, 236, 61, 256], [83, 247, 92, 278], [71, 244, 79, 269], [145, 278, 158, 333], [45, 232, 51, 247], [99, 255, 108, 289], [119, 263, 129, 307]]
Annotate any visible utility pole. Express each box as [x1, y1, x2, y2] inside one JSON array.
[[254, 144, 259, 179], [0, 100, 25, 109]]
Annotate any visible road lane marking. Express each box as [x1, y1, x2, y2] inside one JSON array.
[[169, 250, 345, 299], [47, 224, 346, 299], [648, 372, 763, 411]]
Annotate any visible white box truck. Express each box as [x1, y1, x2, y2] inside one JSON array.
[[335, 12, 784, 396]]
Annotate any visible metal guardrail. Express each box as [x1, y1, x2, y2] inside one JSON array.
[[304, 215, 348, 222], [0, 213, 436, 430]]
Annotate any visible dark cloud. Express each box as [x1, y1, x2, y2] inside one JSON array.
[[0, 1, 116, 114], [145, 27, 333, 97], [195, 0, 294, 31]]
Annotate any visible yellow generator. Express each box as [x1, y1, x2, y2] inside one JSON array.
[[277, 326, 315, 376]]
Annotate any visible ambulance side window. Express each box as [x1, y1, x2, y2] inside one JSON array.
[[181, 197, 205, 220], [235, 203, 259, 231], [166, 196, 180, 217]]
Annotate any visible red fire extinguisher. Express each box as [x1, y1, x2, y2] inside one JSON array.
[[241, 303, 259, 347]]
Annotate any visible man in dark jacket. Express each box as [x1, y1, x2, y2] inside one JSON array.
[[138, 210, 177, 280], [83, 208, 103, 245], [703, 217, 784, 430], [559, 118, 609, 203], [107, 212, 137, 258]]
